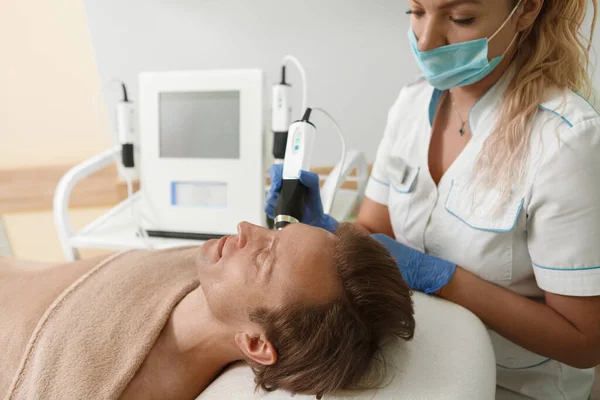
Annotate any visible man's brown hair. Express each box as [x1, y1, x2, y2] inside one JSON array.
[[249, 223, 415, 398]]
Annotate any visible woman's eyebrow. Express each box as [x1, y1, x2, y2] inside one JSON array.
[[438, 0, 483, 9]]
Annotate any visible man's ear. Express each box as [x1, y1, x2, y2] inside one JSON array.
[[234, 332, 277, 366]]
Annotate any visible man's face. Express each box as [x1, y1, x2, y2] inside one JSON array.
[[196, 222, 341, 327]]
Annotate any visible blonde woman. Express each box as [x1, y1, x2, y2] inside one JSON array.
[[266, 0, 600, 397]]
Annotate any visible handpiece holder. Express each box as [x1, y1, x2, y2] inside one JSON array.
[[271, 66, 292, 163]]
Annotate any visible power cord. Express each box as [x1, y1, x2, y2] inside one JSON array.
[[311, 107, 347, 215], [282, 55, 308, 115]]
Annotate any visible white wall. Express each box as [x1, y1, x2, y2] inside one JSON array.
[[82, 0, 600, 166], [82, 0, 415, 166]]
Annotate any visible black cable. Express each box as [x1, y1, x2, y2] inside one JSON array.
[[301, 107, 312, 122], [121, 83, 129, 102], [280, 65, 287, 85]]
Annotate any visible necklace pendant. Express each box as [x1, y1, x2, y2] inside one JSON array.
[[459, 127, 465, 136]]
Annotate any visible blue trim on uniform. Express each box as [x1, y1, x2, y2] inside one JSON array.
[[429, 89, 443, 126], [538, 105, 574, 128], [369, 176, 390, 187], [390, 167, 420, 194], [497, 358, 552, 370], [533, 263, 600, 272], [444, 180, 524, 233], [570, 89, 600, 116]]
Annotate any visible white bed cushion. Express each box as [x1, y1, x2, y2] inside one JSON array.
[[197, 293, 496, 400]]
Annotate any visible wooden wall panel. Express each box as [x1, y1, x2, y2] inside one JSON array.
[[0, 165, 122, 214], [0, 164, 372, 214]]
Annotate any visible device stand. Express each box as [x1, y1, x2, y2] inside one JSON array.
[[54, 149, 368, 262]]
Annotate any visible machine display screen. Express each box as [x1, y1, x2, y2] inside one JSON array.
[[159, 91, 240, 159]]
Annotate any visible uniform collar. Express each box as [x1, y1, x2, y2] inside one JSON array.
[[467, 66, 515, 136], [427, 65, 516, 136]]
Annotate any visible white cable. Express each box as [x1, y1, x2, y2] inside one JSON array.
[[126, 177, 153, 249], [93, 78, 153, 250], [282, 55, 308, 114], [311, 107, 347, 215]]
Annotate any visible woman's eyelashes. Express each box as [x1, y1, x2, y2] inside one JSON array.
[[450, 16, 476, 26], [406, 9, 476, 26], [406, 9, 424, 18]]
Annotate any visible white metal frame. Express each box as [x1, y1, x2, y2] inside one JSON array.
[[54, 147, 369, 262], [54, 146, 120, 261]]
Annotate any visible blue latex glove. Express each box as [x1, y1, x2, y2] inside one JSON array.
[[372, 234, 456, 295], [265, 164, 339, 233]]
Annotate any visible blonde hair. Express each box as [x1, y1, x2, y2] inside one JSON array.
[[475, 0, 597, 195]]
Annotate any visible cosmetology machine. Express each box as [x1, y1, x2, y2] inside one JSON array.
[[138, 69, 265, 240], [54, 57, 369, 261]]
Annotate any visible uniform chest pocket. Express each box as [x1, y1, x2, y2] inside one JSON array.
[[385, 157, 420, 241], [444, 179, 524, 282]]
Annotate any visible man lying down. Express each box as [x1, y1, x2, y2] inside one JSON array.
[[0, 222, 415, 400]]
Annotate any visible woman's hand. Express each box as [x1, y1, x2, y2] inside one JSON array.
[[374, 234, 600, 368], [264, 164, 339, 233], [372, 234, 456, 295]]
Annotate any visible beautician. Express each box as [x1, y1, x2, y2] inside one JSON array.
[[266, 0, 600, 398]]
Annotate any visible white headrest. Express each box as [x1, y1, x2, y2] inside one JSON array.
[[198, 293, 496, 399]]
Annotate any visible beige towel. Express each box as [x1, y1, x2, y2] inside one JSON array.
[[1, 247, 200, 400]]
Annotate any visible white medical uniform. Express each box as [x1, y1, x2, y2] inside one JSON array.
[[365, 70, 600, 400]]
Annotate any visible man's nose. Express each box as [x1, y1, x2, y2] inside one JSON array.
[[237, 221, 270, 248]]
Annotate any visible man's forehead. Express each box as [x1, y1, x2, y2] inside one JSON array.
[[281, 223, 334, 239], [277, 225, 338, 284], [275, 224, 337, 272]]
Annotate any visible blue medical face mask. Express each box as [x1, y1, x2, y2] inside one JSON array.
[[408, 0, 522, 91]]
